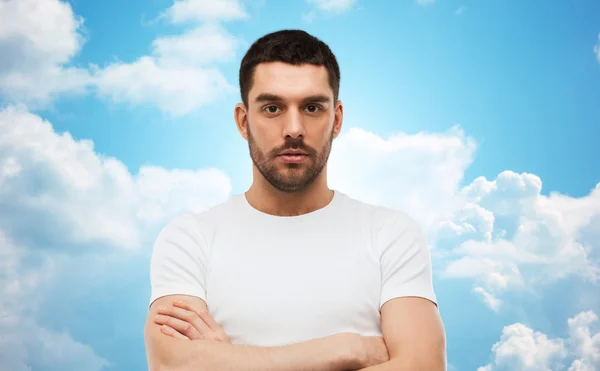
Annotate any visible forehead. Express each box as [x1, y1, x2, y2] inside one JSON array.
[[249, 62, 332, 101]]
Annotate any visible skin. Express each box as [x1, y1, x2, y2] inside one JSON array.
[[145, 61, 447, 370], [145, 294, 389, 371], [234, 61, 343, 216]]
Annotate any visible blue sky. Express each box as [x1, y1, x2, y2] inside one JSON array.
[[0, 0, 599, 370]]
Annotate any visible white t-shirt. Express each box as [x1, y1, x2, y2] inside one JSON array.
[[149, 190, 437, 346]]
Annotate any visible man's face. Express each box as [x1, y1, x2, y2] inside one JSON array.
[[240, 62, 342, 193]]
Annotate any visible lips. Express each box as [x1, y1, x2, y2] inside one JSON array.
[[278, 152, 308, 163], [279, 150, 308, 156]]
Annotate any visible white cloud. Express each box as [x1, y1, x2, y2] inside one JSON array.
[[567, 311, 600, 370], [0, 105, 232, 250], [94, 22, 242, 116], [594, 33, 600, 63], [473, 285, 503, 312], [0, 232, 54, 320], [94, 56, 234, 117], [152, 23, 242, 66], [0, 233, 109, 371], [0, 0, 92, 106], [0, 105, 233, 368], [136, 165, 233, 223], [442, 172, 600, 310], [0, 0, 245, 116], [478, 323, 567, 370], [94, 11, 243, 116], [438, 202, 495, 243], [164, 0, 248, 24], [479, 311, 600, 371], [306, 0, 357, 12], [444, 239, 533, 290], [329, 125, 477, 233]]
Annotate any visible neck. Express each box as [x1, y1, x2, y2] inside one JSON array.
[[245, 169, 334, 217]]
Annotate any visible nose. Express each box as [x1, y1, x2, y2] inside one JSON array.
[[282, 108, 305, 139]]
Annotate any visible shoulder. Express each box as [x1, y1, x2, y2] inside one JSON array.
[[340, 194, 427, 259], [341, 193, 423, 235], [156, 195, 240, 241]]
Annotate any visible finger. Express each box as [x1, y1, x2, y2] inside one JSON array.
[[154, 314, 202, 340], [197, 310, 230, 342], [160, 325, 190, 340], [157, 305, 212, 339], [173, 301, 230, 342], [173, 301, 220, 332], [218, 330, 231, 343]]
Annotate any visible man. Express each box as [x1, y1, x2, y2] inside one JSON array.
[[144, 29, 446, 371]]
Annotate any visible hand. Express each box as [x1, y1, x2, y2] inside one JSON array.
[[154, 300, 231, 343], [352, 335, 390, 369]]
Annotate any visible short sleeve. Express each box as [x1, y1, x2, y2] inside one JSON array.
[[149, 212, 208, 308], [377, 211, 437, 309]]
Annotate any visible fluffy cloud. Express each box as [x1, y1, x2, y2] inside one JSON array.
[[306, 0, 357, 12], [0, 233, 110, 371], [0, 232, 52, 321], [94, 56, 234, 117], [0, 319, 111, 371], [567, 311, 600, 370], [164, 0, 249, 23], [478, 311, 600, 371], [152, 23, 242, 66], [0, 105, 232, 250], [0, 105, 233, 368], [478, 323, 567, 370], [94, 23, 240, 116], [0, 0, 92, 106], [329, 125, 476, 232], [0, 0, 245, 116], [442, 172, 600, 310], [94, 7, 244, 116], [472, 285, 503, 313]]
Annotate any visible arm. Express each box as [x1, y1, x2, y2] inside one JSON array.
[[145, 294, 372, 371], [364, 210, 447, 370], [146, 213, 387, 370], [358, 297, 446, 370]]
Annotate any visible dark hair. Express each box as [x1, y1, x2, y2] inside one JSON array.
[[239, 29, 341, 106]]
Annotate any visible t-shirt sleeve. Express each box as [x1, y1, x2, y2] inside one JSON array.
[[377, 211, 437, 309], [149, 212, 208, 308]]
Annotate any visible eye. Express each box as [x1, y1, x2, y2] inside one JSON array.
[[304, 105, 322, 113], [264, 105, 280, 114]]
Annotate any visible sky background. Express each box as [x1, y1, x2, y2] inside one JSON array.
[[0, 0, 599, 370]]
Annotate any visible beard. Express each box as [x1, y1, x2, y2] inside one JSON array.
[[247, 124, 334, 193]]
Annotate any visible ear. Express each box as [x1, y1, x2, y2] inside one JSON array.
[[234, 103, 249, 141], [332, 99, 343, 139]]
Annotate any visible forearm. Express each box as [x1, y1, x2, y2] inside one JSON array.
[[358, 360, 402, 371], [162, 333, 357, 371], [358, 358, 446, 371]]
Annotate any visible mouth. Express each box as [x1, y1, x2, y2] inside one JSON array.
[[278, 153, 308, 163]]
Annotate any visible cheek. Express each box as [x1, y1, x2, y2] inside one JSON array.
[[249, 126, 280, 154], [315, 119, 335, 139]]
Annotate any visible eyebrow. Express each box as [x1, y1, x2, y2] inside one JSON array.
[[254, 93, 332, 104]]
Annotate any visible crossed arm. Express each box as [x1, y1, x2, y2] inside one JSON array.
[[144, 294, 446, 371], [359, 297, 446, 370]]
